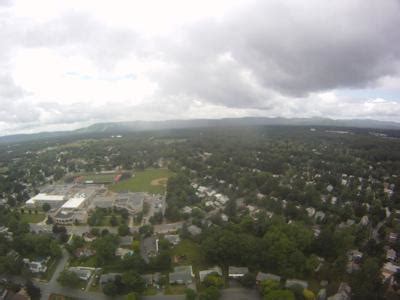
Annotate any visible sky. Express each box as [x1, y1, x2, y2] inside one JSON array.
[[1, 0, 400, 135]]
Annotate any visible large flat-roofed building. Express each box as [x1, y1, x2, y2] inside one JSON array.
[[90, 194, 116, 209], [25, 184, 76, 208], [52, 186, 101, 224], [54, 210, 88, 225], [114, 192, 144, 214], [61, 195, 87, 210], [26, 193, 66, 208]]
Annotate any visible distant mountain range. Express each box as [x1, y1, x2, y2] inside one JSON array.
[[1, 117, 400, 143]]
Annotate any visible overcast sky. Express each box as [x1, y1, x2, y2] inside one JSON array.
[[1, 0, 400, 135]]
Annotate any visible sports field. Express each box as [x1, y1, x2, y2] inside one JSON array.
[[110, 168, 173, 194]]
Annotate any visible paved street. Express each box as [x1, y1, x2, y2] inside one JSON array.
[[221, 287, 261, 300]]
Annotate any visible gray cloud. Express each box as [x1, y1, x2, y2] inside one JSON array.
[[155, 0, 400, 107], [1, 0, 400, 135]]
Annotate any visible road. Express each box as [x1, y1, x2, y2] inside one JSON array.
[[221, 288, 261, 300], [31, 222, 183, 237], [371, 219, 386, 242]]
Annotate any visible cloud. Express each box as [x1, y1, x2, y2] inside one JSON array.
[[0, 0, 400, 135], [155, 0, 400, 107]]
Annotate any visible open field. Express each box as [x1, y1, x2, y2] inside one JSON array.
[[111, 168, 173, 194], [20, 212, 46, 223], [164, 285, 187, 295]]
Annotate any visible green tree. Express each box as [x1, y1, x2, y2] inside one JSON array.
[[93, 234, 118, 266], [261, 279, 280, 296], [110, 215, 119, 227], [303, 289, 316, 300], [42, 203, 51, 212], [199, 286, 220, 300], [185, 288, 197, 300], [121, 271, 146, 293], [118, 224, 130, 236], [103, 281, 119, 296], [203, 274, 224, 289]]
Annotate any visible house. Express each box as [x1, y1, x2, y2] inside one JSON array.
[[199, 266, 222, 282], [386, 248, 397, 261], [23, 257, 49, 273], [285, 279, 308, 289], [187, 225, 202, 236], [169, 266, 194, 285], [359, 215, 369, 226], [100, 273, 122, 286], [215, 194, 229, 205], [141, 273, 161, 286], [74, 247, 95, 258], [116, 248, 134, 258], [220, 214, 229, 222], [382, 262, 400, 281], [82, 232, 97, 242], [338, 219, 355, 229], [164, 234, 181, 246], [182, 206, 192, 214], [68, 267, 93, 281], [327, 282, 351, 300], [314, 211, 325, 222], [140, 237, 159, 262], [389, 232, 398, 244], [0, 226, 12, 241], [141, 274, 154, 286], [256, 272, 281, 284], [119, 236, 133, 247], [347, 250, 363, 262], [228, 266, 249, 278], [306, 207, 316, 217], [346, 261, 360, 274]]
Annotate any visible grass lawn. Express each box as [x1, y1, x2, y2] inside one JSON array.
[[20, 213, 46, 223], [143, 287, 158, 296], [171, 240, 206, 272], [111, 168, 174, 194], [88, 284, 102, 293], [43, 257, 60, 281], [69, 256, 97, 268], [98, 215, 124, 226], [164, 285, 187, 295]]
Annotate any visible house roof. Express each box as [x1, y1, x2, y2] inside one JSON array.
[[68, 267, 92, 280], [187, 225, 202, 236], [164, 234, 180, 245], [285, 279, 308, 289], [228, 266, 249, 275], [100, 273, 122, 285], [169, 266, 193, 284], [256, 272, 281, 282]]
